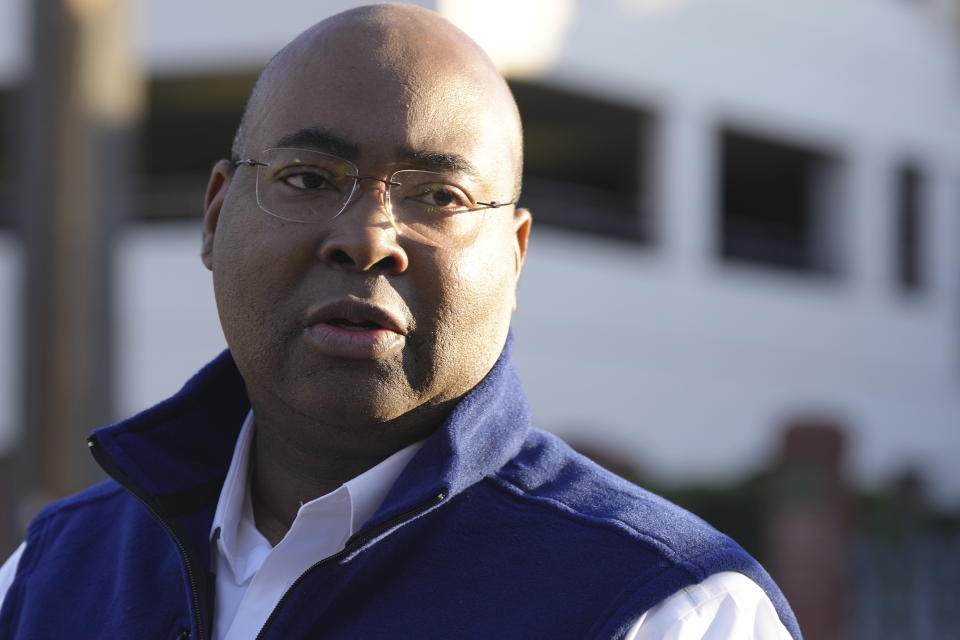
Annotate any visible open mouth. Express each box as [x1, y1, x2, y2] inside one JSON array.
[[325, 318, 385, 332], [305, 302, 407, 359]]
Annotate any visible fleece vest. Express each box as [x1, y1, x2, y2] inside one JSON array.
[[0, 343, 800, 639]]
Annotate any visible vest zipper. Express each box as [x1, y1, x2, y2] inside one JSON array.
[[254, 490, 447, 640], [87, 436, 209, 640]]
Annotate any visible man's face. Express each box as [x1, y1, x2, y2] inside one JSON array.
[[202, 35, 529, 436]]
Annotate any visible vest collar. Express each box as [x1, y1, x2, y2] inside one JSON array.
[[357, 334, 532, 534]]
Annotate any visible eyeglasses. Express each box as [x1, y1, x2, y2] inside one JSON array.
[[234, 148, 517, 248]]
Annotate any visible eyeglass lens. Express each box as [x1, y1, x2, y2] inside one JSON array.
[[253, 147, 491, 247]]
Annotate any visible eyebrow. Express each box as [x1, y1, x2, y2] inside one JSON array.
[[270, 126, 480, 178], [398, 149, 480, 178], [272, 127, 360, 160]]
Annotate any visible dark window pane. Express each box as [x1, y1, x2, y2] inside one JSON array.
[[0, 88, 11, 229], [510, 81, 649, 241], [894, 165, 924, 291], [139, 72, 256, 221], [719, 130, 836, 273]]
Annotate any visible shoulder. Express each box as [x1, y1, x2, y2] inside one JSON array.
[[492, 429, 758, 580], [22, 480, 139, 561], [14, 477, 189, 591], [28, 480, 126, 533], [487, 430, 799, 638], [5, 480, 138, 611]]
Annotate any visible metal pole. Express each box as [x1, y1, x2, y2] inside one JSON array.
[[15, 0, 142, 532]]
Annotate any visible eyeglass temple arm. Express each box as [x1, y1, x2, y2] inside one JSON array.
[[235, 159, 269, 167]]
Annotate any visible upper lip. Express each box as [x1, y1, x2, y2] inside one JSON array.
[[305, 297, 409, 335]]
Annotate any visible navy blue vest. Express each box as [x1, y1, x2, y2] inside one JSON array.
[[0, 344, 800, 639]]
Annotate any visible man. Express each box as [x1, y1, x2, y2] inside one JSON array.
[[0, 4, 800, 638]]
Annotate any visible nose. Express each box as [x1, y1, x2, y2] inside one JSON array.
[[316, 181, 409, 274]]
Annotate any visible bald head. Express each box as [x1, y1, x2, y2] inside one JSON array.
[[232, 3, 523, 191]]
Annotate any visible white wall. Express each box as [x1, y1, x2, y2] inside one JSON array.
[[499, 0, 960, 505], [113, 223, 226, 418]]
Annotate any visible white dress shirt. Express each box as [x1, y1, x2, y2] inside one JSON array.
[[210, 411, 425, 639], [0, 411, 792, 639], [624, 571, 792, 639]]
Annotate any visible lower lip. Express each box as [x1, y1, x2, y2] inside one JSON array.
[[305, 323, 406, 359]]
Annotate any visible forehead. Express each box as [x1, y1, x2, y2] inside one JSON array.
[[244, 52, 517, 191]]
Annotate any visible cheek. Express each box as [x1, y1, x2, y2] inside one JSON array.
[[215, 218, 271, 313], [430, 223, 518, 357], [211, 205, 312, 352], [456, 219, 519, 309]]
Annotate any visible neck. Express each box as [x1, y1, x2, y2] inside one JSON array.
[[248, 401, 452, 546]]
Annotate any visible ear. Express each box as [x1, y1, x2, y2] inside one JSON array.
[[511, 207, 532, 312], [201, 160, 234, 271]]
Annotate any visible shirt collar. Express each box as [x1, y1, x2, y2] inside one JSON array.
[[210, 410, 424, 581], [210, 410, 256, 569]]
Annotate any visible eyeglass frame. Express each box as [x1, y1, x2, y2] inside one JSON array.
[[232, 148, 519, 227]]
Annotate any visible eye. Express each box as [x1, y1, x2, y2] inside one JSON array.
[[280, 171, 333, 191], [410, 184, 473, 210]]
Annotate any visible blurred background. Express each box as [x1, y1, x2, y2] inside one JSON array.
[[1, 0, 959, 637]]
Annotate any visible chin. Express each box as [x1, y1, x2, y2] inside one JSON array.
[[287, 374, 421, 427]]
